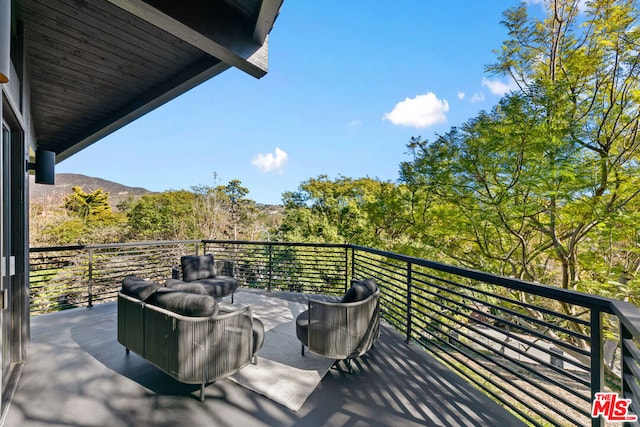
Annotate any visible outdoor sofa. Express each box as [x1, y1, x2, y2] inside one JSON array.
[[117, 275, 264, 401]]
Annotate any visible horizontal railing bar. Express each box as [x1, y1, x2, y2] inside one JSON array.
[[412, 293, 592, 377], [624, 374, 640, 417], [422, 335, 545, 426], [354, 264, 407, 288], [412, 268, 591, 327], [380, 299, 405, 318], [622, 348, 640, 380], [30, 240, 201, 252], [204, 240, 348, 249], [623, 373, 640, 406], [352, 245, 615, 312], [354, 253, 407, 276], [412, 274, 591, 341], [413, 280, 591, 358], [379, 287, 409, 305], [414, 322, 583, 426], [415, 298, 592, 403], [354, 251, 406, 273]]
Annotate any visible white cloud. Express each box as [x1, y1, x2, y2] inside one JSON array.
[[383, 92, 449, 129], [347, 119, 363, 128], [252, 147, 288, 174], [457, 92, 466, 100], [482, 77, 519, 96], [471, 92, 485, 104]]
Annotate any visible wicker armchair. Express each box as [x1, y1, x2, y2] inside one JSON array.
[[295, 278, 380, 371]]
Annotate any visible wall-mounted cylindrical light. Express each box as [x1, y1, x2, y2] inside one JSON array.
[[35, 149, 55, 184], [0, 0, 11, 83], [27, 149, 56, 185]]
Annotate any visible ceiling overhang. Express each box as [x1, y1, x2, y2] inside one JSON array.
[[16, 0, 283, 161]]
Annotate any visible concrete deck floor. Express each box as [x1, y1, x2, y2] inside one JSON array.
[[4, 290, 526, 427]]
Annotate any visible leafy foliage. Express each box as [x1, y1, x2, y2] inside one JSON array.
[[127, 190, 197, 240], [32, 186, 128, 245]]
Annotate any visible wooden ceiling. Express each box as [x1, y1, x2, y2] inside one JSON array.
[[16, 0, 282, 161]]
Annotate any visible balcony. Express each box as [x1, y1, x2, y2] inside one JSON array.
[[15, 240, 640, 426]]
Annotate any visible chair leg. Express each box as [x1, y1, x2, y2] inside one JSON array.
[[301, 343, 305, 356], [231, 292, 234, 304], [200, 383, 205, 402], [125, 348, 130, 355]]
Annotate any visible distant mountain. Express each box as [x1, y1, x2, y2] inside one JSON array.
[[29, 173, 152, 209]]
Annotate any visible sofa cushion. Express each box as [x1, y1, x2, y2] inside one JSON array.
[[166, 277, 237, 299], [181, 254, 216, 282], [165, 279, 214, 296], [341, 278, 378, 303], [189, 278, 238, 298], [121, 275, 160, 301], [152, 289, 218, 317]]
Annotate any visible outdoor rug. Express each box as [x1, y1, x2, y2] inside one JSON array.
[[221, 290, 335, 411]]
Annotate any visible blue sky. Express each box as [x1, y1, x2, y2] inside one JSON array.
[[58, 1, 536, 205]]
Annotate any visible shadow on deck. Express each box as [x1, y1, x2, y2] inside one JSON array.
[[6, 290, 526, 427]]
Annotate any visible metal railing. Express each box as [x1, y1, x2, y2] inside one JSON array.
[[28, 240, 640, 427], [29, 240, 202, 312]]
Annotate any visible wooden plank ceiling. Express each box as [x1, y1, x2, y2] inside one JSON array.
[[17, 0, 282, 161]]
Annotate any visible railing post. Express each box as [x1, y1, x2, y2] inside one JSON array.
[[268, 243, 272, 292], [620, 322, 633, 403], [591, 308, 604, 427], [351, 246, 355, 280], [87, 248, 93, 308], [406, 261, 412, 343], [344, 246, 349, 292]]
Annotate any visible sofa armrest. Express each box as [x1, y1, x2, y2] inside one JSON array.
[[117, 292, 145, 356], [142, 303, 255, 384]]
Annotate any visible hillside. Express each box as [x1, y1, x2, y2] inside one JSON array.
[[29, 173, 152, 209]]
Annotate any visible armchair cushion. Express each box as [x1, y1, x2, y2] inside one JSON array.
[[151, 288, 218, 317], [181, 254, 216, 281], [341, 279, 378, 303], [359, 278, 378, 295], [121, 275, 160, 301]]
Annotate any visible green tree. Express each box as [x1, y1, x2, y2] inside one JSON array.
[[398, 0, 640, 358], [191, 178, 260, 240], [279, 175, 418, 251], [402, 0, 640, 291], [63, 186, 111, 219], [224, 179, 254, 240], [485, 0, 640, 290], [35, 186, 127, 245], [127, 191, 197, 240]]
